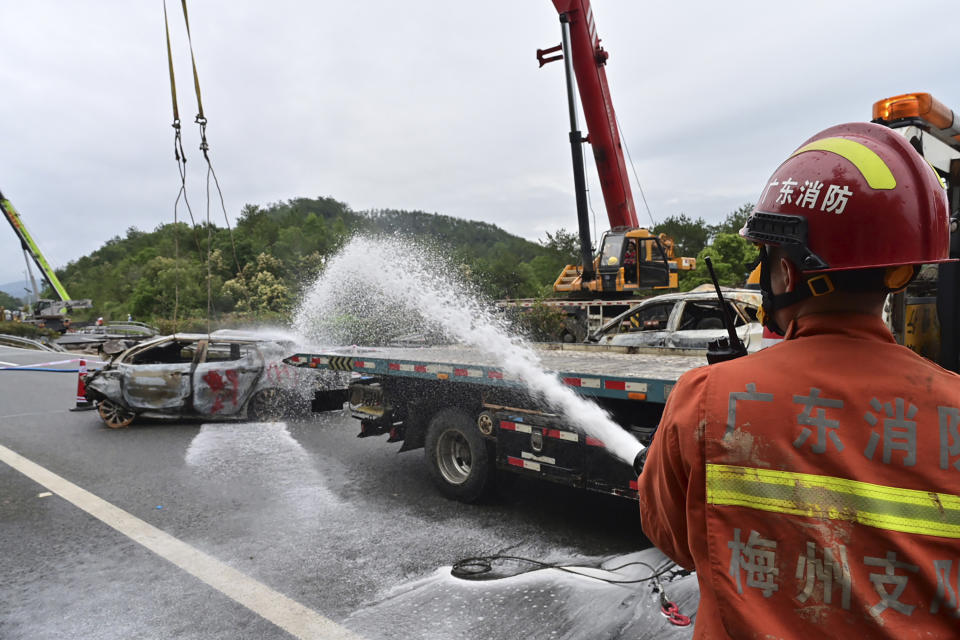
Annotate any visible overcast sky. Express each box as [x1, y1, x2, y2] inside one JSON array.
[[0, 1, 956, 288]]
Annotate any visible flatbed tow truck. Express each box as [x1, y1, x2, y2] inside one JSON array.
[[285, 344, 704, 502]]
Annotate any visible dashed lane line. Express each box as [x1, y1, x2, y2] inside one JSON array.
[[0, 443, 363, 640]]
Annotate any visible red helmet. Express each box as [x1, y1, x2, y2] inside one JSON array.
[[741, 122, 950, 272]]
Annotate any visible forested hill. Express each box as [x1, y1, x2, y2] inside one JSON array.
[[54, 196, 579, 324]]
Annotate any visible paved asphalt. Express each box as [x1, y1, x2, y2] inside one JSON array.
[[0, 345, 697, 639]]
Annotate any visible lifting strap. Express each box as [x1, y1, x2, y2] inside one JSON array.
[[162, 0, 246, 331], [162, 1, 182, 153], [163, 0, 186, 330], [178, 0, 209, 156]]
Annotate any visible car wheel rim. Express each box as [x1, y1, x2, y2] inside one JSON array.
[[98, 400, 135, 429], [251, 389, 283, 420], [436, 429, 472, 485]]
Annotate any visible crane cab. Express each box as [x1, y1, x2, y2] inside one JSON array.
[[597, 229, 671, 291], [554, 228, 695, 296]]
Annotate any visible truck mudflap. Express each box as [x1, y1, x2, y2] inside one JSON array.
[[492, 410, 640, 499]]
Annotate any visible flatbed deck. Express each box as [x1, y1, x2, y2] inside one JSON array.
[[285, 343, 706, 403]]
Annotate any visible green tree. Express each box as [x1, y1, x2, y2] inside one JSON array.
[[653, 214, 710, 258], [54, 195, 578, 326], [223, 253, 292, 314], [0, 290, 22, 309], [680, 232, 759, 291], [539, 228, 581, 264], [514, 300, 569, 342], [709, 203, 753, 238]]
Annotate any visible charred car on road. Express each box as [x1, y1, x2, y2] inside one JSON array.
[[84, 331, 342, 428], [586, 286, 764, 351]]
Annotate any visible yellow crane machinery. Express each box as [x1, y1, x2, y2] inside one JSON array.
[[541, 2, 695, 299], [1, 189, 91, 331], [553, 228, 696, 296]]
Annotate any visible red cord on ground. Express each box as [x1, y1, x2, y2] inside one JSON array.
[[660, 601, 692, 627]]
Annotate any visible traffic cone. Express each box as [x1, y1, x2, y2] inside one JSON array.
[[70, 359, 94, 411]]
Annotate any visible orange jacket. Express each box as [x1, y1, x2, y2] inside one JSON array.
[[638, 312, 960, 639]]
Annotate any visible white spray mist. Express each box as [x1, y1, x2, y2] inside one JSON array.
[[293, 236, 643, 465]]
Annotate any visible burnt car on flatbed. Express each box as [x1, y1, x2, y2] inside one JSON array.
[[586, 286, 763, 352], [84, 331, 337, 428]]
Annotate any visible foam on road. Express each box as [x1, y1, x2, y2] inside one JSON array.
[[0, 442, 363, 640]]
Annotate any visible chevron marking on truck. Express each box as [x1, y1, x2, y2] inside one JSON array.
[[311, 357, 329, 368], [327, 357, 352, 371], [354, 360, 376, 369]]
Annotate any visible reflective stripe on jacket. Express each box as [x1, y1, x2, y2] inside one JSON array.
[[638, 312, 960, 639]]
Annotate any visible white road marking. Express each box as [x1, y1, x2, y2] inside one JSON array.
[[0, 360, 18, 366], [37, 491, 52, 498], [0, 443, 363, 640]]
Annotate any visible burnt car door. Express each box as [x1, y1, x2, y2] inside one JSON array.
[[603, 300, 678, 347], [120, 338, 200, 412], [191, 340, 264, 417], [668, 299, 752, 349]]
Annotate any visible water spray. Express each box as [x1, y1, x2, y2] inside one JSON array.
[[293, 236, 645, 466]]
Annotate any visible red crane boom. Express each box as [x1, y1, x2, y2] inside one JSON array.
[[542, 1, 695, 296], [549, 0, 638, 229]]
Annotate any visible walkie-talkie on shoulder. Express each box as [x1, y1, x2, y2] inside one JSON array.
[[704, 256, 748, 364]]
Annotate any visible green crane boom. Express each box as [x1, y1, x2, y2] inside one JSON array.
[[0, 189, 71, 301]]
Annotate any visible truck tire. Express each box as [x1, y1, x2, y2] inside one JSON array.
[[424, 408, 493, 503]]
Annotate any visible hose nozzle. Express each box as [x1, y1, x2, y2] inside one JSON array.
[[633, 448, 648, 476]]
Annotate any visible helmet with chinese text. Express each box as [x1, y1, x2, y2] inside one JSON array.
[[740, 122, 951, 336], [740, 122, 950, 273]]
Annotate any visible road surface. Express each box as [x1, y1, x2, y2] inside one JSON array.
[[0, 345, 697, 639]]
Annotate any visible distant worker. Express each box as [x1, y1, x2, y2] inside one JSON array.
[[637, 122, 960, 638], [623, 239, 638, 284], [127, 313, 132, 322], [96, 316, 104, 327]]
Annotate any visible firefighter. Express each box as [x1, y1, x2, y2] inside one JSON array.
[[637, 122, 960, 638]]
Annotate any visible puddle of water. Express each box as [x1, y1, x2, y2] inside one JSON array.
[[344, 548, 697, 640], [184, 421, 341, 508]]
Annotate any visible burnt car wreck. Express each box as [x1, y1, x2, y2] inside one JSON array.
[[84, 332, 344, 428]]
